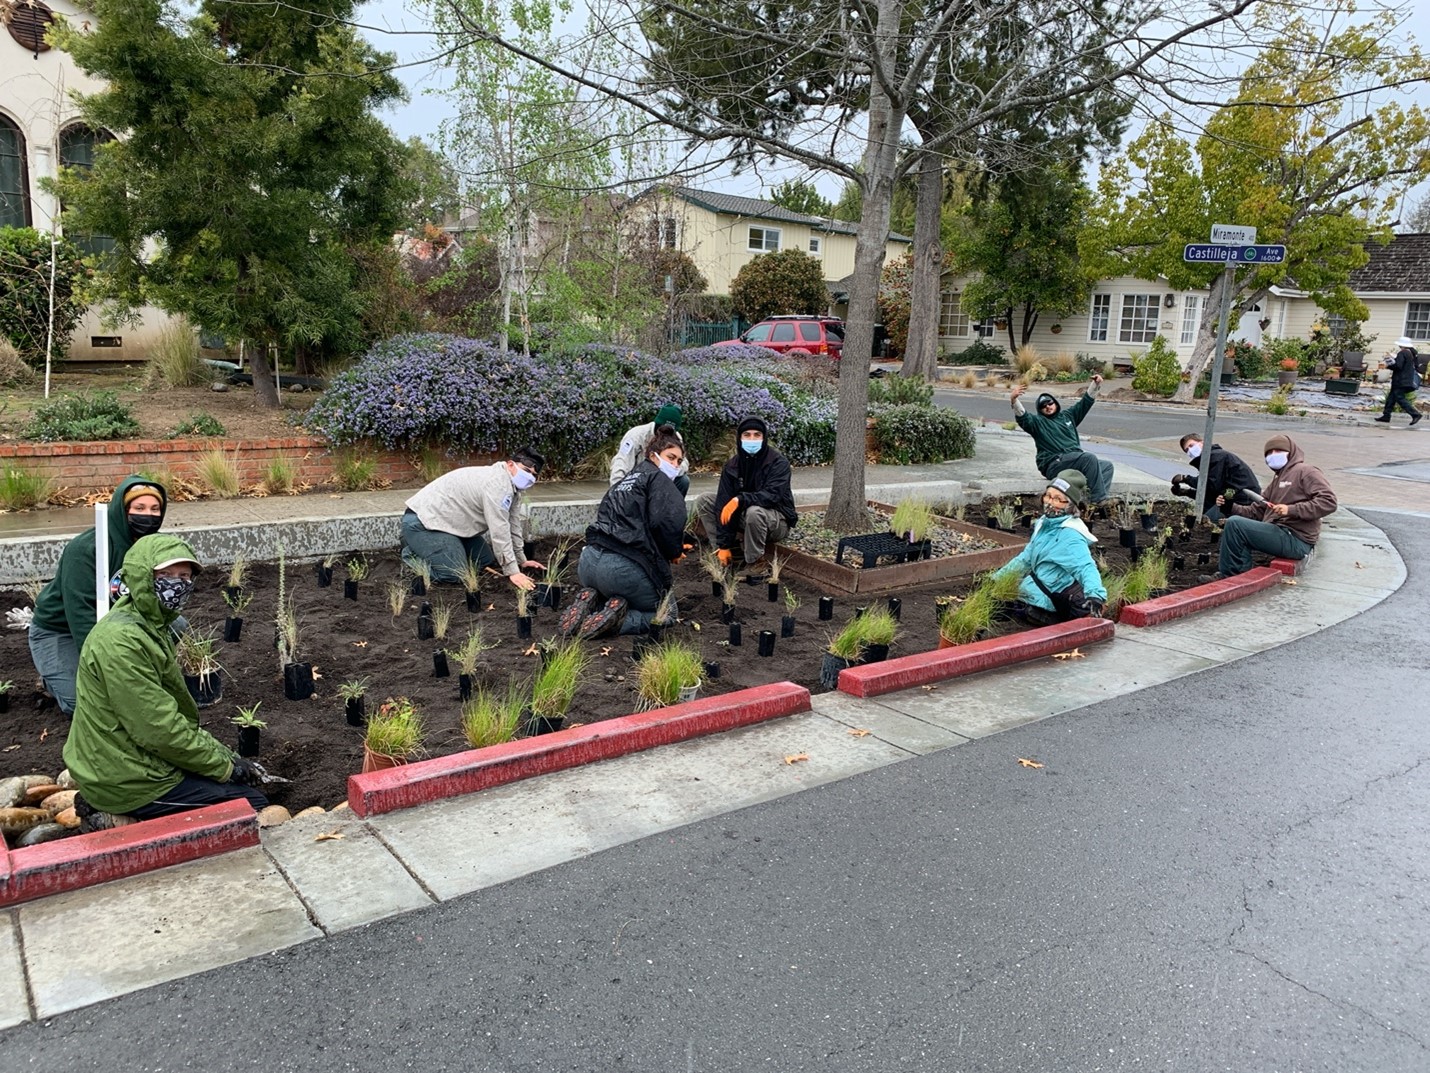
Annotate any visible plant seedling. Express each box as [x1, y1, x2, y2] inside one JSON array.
[[515, 585, 531, 618], [386, 580, 408, 619], [457, 557, 484, 595], [223, 589, 253, 616], [461, 684, 527, 748], [783, 588, 800, 613], [231, 702, 266, 729], [176, 626, 224, 685], [227, 556, 248, 592], [449, 628, 499, 677], [430, 600, 454, 641], [336, 677, 369, 703], [346, 557, 370, 582]]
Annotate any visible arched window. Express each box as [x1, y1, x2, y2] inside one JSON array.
[[0, 115, 30, 229], [58, 124, 115, 255]]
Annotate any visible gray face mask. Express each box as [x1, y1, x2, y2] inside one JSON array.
[[153, 575, 194, 612]]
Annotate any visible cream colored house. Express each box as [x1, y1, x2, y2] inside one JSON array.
[[1, 0, 177, 361], [636, 187, 911, 297]]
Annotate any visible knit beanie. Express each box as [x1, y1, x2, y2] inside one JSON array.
[[1262, 434, 1293, 455], [1048, 469, 1088, 506], [123, 484, 164, 509], [737, 416, 769, 438], [654, 404, 683, 430]]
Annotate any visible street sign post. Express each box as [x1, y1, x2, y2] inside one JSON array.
[[1183, 244, 1287, 264]]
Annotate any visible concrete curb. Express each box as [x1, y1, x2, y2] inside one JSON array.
[[1269, 556, 1306, 576], [1118, 567, 1283, 628], [347, 682, 812, 818], [836, 619, 1116, 698], [0, 800, 258, 908]]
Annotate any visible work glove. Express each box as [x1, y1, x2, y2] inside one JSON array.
[[719, 497, 742, 525], [5, 607, 33, 631], [717, 548, 734, 568], [229, 757, 264, 786], [1086, 600, 1106, 619], [669, 553, 687, 565]]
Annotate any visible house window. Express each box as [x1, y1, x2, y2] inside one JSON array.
[[648, 216, 677, 249], [808, 236, 822, 255], [748, 226, 781, 252], [1276, 300, 1288, 338], [57, 124, 116, 256], [1088, 293, 1111, 342], [1403, 304, 1430, 341], [938, 292, 970, 337], [1118, 293, 1161, 344], [1179, 295, 1200, 346], [0, 115, 30, 229]]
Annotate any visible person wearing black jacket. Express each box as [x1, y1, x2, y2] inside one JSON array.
[[1373, 337, 1423, 426], [1170, 435, 1259, 521], [695, 416, 799, 570], [562, 426, 688, 638]]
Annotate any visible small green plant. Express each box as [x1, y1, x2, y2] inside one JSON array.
[[176, 626, 224, 685], [1103, 571, 1129, 611], [171, 412, 227, 438], [783, 587, 800, 613], [992, 503, 1016, 529], [456, 557, 484, 595], [227, 557, 248, 591], [1139, 499, 1155, 516], [828, 618, 868, 660], [23, 391, 140, 442], [346, 556, 369, 582], [449, 627, 499, 676], [461, 684, 526, 748], [1132, 547, 1169, 595], [223, 589, 253, 616], [635, 641, 704, 709], [542, 540, 573, 587], [333, 451, 378, 491], [939, 588, 996, 646], [366, 696, 424, 759], [386, 580, 407, 619], [1264, 385, 1291, 415], [261, 455, 297, 495], [0, 679, 13, 695], [231, 702, 266, 729], [430, 599, 453, 641], [530, 640, 589, 720], [0, 466, 53, 510], [336, 677, 370, 702], [868, 374, 934, 407], [1111, 499, 1139, 530], [1000, 420, 1017, 431], [194, 447, 241, 498], [890, 498, 936, 542]]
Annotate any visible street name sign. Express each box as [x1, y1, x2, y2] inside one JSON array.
[[1183, 243, 1287, 264], [1211, 224, 1256, 244]]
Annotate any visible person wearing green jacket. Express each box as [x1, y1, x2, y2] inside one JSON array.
[[1010, 377, 1114, 503], [28, 475, 171, 714], [63, 534, 267, 832]]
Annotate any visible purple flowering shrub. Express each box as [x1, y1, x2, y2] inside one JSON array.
[[304, 334, 840, 472]]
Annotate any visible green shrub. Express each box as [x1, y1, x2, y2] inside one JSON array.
[[171, 412, 227, 438], [947, 338, 1007, 365], [729, 250, 828, 323], [870, 404, 975, 464], [1131, 335, 1181, 396], [1227, 340, 1266, 380], [868, 373, 934, 407], [1264, 386, 1291, 415], [23, 391, 140, 442], [0, 228, 89, 365], [1262, 336, 1310, 377], [0, 466, 53, 510], [1075, 352, 1104, 374]]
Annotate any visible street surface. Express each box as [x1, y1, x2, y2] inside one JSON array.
[[1, 510, 1424, 1071]]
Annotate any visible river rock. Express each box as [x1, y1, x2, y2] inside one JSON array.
[[210, 381, 229, 393], [0, 777, 25, 809], [54, 807, 81, 829], [19, 774, 56, 790], [41, 790, 77, 815], [330, 801, 350, 812], [56, 769, 76, 790], [292, 806, 326, 819], [23, 784, 64, 805], [0, 807, 53, 835], [257, 805, 292, 828], [17, 822, 73, 847]]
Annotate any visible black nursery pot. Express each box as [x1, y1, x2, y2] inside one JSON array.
[[702, 659, 721, 680], [855, 606, 868, 619], [466, 591, 481, 613], [236, 726, 261, 758], [767, 582, 779, 602], [1172, 555, 1186, 570], [887, 597, 902, 621], [757, 630, 776, 657], [780, 614, 796, 638], [862, 643, 890, 664], [345, 696, 366, 727], [283, 662, 315, 701], [985, 515, 1000, 531], [417, 604, 434, 641], [820, 653, 854, 690], [343, 579, 358, 600], [1021, 513, 1034, 530], [544, 584, 562, 611], [516, 615, 532, 639], [1128, 545, 1143, 563], [720, 604, 736, 625], [223, 585, 242, 604], [631, 635, 654, 662], [184, 672, 222, 708], [526, 708, 564, 735], [223, 616, 243, 643], [1118, 528, 1137, 549], [316, 563, 333, 588], [1197, 552, 1211, 566], [648, 624, 665, 643], [458, 674, 473, 701], [0, 694, 8, 714], [711, 580, 722, 597], [433, 650, 450, 678], [728, 622, 742, 646], [1141, 513, 1159, 532], [534, 582, 551, 608], [411, 576, 427, 597], [818, 596, 834, 621]]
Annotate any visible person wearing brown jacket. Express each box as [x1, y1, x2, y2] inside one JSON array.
[[1208, 434, 1337, 578]]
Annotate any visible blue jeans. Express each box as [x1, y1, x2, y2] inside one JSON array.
[[399, 510, 495, 583], [28, 622, 79, 714], [577, 545, 661, 634], [1043, 450, 1114, 503], [1218, 516, 1312, 576]]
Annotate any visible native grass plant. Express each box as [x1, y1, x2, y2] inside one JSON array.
[[227, 557, 248, 591], [386, 580, 407, 619], [0, 340, 35, 387], [960, 371, 977, 388], [23, 391, 140, 442], [333, 451, 378, 491], [337, 677, 370, 703], [939, 588, 996, 646], [515, 584, 532, 618], [1012, 345, 1044, 375], [176, 626, 224, 685], [449, 627, 500, 676], [718, 566, 738, 608], [365, 697, 424, 760], [409, 556, 433, 592], [261, 455, 298, 495], [461, 683, 526, 748], [530, 640, 589, 721], [0, 466, 53, 510], [653, 587, 680, 627], [231, 702, 266, 729], [951, 501, 968, 522], [869, 405, 976, 465], [144, 318, 212, 388], [1264, 385, 1292, 415], [430, 599, 454, 641], [171, 412, 226, 438], [699, 547, 725, 584], [223, 588, 253, 616], [635, 641, 704, 709], [543, 539, 574, 587], [982, 568, 1026, 606], [890, 498, 936, 542], [417, 445, 446, 483], [0, 679, 12, 695], [783, 587, 800, 613], [858, 607, 899, 649], [345, 556, 370, 582], [275, 600, 301, 666], [992, 503, 1017, 529], [19, 577, 43, 603], [457, 556, 484, 596], [828, 618, 869, 661], [766, 553, 785, 585], [1111, 499, 1140, 530], [194, 447, 241, 498]]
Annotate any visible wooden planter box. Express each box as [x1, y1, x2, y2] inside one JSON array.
[[779, 501, 1026, 594]]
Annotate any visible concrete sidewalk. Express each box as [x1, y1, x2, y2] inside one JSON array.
[[0, 504, 1402, 1027]]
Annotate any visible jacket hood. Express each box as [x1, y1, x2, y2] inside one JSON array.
[[109, 475, 169, 547], [735, 415, 771, 477], [1036, 513, 1097, 544], [1262, 435, 1305, 468], [1034, 393, 1061, 416], [115, 534, 200, 628]]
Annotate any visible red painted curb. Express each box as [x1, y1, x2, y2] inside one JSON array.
[[1118, 566, 1283, 627], [347, 681, 812, 818], [836, 618, 1115, 698], [0, 800, 259, 908], [1269, 557, 1304, 577]]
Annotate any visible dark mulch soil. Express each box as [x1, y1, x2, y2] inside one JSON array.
[[0, 501, 1248, 818]]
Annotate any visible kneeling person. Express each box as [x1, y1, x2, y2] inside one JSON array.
[[992, 470, 1106, 624], [62, 535, 268, 831], [695, 417, 798, 570]]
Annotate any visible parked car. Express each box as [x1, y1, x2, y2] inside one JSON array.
[[716, 316, 845, 358]]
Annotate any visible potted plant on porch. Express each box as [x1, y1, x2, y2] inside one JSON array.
[[1277, 357, 1299, 387]]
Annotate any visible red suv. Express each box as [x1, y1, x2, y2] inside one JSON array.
[[717, 316, 845, 358]]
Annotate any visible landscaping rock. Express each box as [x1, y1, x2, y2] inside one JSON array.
[[19, 774, 55, 790], [293, 806, 326, 819], [210, 381, 230, 392], [0, 777, 25, 808], [56, 768, 76, 789], [54, 807, 80, 829], [17, 821, 73, 847], [41, 789, 77, 815], [257, 805, 292, 828], [0, 807, 53, 836], [330, 801, 350, 812], [23, 783, 64, 805]]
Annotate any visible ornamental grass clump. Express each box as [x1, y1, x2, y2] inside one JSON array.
[[890, 498, 936, 542], [0, 466, 53, 510], [530, 640, 588, 721], [461, 684, 526, 748], [386, 580, 407, 619], [858, 607, 898, 649], [449, 627, 499, 676], [176, 626, 223, 685], [195, 448, 241, 498], [366, 697, 424, 760], [261, 456, 297, 495], [635, 641, 703, 709], [939, 588, 996, 646]]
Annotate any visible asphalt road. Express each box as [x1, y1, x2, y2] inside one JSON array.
[[2, 514, 1426, 1072]]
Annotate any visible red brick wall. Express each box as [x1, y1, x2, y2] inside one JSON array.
[[0, 437, 498, 495]]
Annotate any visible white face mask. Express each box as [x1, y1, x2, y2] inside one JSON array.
[[1186, 442, 1202, 461], [511, 468, 536, 491], [656, 457, 680, 481], [1265, 451, 1289, 471]]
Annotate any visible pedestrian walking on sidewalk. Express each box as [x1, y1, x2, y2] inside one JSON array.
[[1010, 377, 1114, 502], [1373, 337, 1423, 426], [695, 416, 799, 572]]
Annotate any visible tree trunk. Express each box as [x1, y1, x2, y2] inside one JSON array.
[[1002, 310, 1017, 355], [1172, 272, 1237, 403], [902, 151, 944, 381], [1020, 304, 1039, 346], [826, 0, 905, 532], [248, 339, 280, 409]]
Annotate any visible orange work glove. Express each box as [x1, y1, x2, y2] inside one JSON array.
[[719, 497, 741, 525], [717, 548, 734, 567], [669, 553, 687, 565]]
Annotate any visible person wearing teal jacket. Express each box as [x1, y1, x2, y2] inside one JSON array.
[[1010, 377, 1114, 502], [994, 470, 1107, 623], [62, 534, 267, 831], [28, 475, 170, 714]]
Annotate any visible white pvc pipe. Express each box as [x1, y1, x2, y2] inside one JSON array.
[[94, 502, 110, 622]]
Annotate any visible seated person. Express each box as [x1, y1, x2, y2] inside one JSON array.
[[1170, 434, 1258, 521], [1207, 435, 1337, 580], [611, 404, 691, 497], [1011, 377, 1114, 503], [62, 535, 268, 832], [993, 470, 1106, 624], [563, 426, 688, 638], [28, 476, 171, 715], [694, 416, 799, 571], [400, 447, 546, 589]]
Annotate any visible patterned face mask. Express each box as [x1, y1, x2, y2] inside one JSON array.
[[153, 575, 194, 612]]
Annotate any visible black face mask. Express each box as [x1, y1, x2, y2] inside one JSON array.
[[128, 513, 162, 537]]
